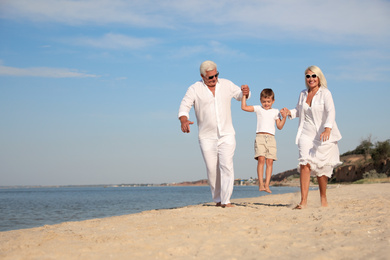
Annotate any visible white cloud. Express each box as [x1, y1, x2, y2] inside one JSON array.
[[70, 33, 159, 49], [331, 65, 390, 82], [170, 41, 246, 59], [0, 0, 172, 27], [336, 49, 390, 61], [1, 0, 389, 44], [222, 1, 390, 38], [0, 63, 99, 78]]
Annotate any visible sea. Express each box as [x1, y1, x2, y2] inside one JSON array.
[[0, 185, 303, 232]]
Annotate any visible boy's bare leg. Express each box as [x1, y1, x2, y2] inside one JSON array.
[[317, 175, 329, 207], [264, 158, 273, 193], [257, 156, 266, 191]]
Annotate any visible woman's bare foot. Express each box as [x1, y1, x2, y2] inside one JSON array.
[[221, 203, 235, 208]]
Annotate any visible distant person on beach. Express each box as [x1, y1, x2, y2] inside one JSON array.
[[241, 88, 287, 193], [283, 65, 342, 209], [178, 60, 250, 208]]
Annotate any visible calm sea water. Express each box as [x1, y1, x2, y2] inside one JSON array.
[[0, 185, 301, 232]]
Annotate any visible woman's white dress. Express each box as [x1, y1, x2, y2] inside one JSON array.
[[298, 103, 341, 177]]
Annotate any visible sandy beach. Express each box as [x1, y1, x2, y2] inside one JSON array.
[[1, 183, 389, 260]]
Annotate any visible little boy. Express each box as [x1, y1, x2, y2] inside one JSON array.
[[241, 88, 287, 193]]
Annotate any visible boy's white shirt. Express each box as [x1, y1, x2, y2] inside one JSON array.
[[253, 106, 280, 135]]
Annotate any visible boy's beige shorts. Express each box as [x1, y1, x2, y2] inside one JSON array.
[[254, 133, 277, 161]]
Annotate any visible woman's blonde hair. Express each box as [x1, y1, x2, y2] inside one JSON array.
[[305, 65, 327, 89]]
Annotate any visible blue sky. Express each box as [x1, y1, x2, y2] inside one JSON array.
[[1, 0, 389, 186]]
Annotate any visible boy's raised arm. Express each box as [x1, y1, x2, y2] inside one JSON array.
[[241, 95, 254, 112]]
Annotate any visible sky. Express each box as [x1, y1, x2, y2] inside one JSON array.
[[1, 0, 390, 186]]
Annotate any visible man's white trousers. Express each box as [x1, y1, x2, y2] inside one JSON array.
[[199, 135, 236, 205]]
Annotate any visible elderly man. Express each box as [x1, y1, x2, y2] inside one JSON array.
[[178, 60, 250, 207]]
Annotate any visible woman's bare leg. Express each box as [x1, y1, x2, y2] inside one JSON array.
[[317, 175, 329, 207], [299, 164, 311, 207]]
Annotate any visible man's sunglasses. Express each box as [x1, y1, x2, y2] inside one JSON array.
[[208, 72, 219, 80], [305, 74, 317, 79]]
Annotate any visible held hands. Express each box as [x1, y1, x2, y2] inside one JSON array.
[[320, 128, 331, 142], [280, 108, 290, 118], [241, 85, 250, 97]]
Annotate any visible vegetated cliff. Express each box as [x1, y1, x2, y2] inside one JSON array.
[[270, 154, 390, 184], [270, 168, 299, 182], [331, 155, 389, 183], [169, 179, 209, 186]]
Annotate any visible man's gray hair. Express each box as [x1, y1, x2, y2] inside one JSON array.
[[200, 60, 217, 76]]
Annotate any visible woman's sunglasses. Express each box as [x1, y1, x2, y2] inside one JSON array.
[[208, 72, 219, 80], [305, 74, 317, 79]]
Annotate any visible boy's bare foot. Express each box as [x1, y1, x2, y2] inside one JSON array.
[[221, 203, 235, 208], [265, 188, 272, 193], [259, 185, 266, 192]]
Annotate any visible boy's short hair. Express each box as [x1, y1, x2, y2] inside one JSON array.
[[260, 88, 275, 100]]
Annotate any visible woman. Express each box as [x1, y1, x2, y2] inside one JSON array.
[[286, 65, 342, 209]]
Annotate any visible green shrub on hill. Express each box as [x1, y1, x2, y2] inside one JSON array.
[[342, 136, 390, 165], [371, 139, 390, 165], [363, 170, 387, 179], [341, 135, 373, 159]]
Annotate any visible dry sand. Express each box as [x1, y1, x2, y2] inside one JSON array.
[[1, 183, 389, 260]]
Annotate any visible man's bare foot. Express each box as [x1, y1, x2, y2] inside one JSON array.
[[221, 203, 235, 208], [216, 202, 222, 207], [293, 204, 306, 210]]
